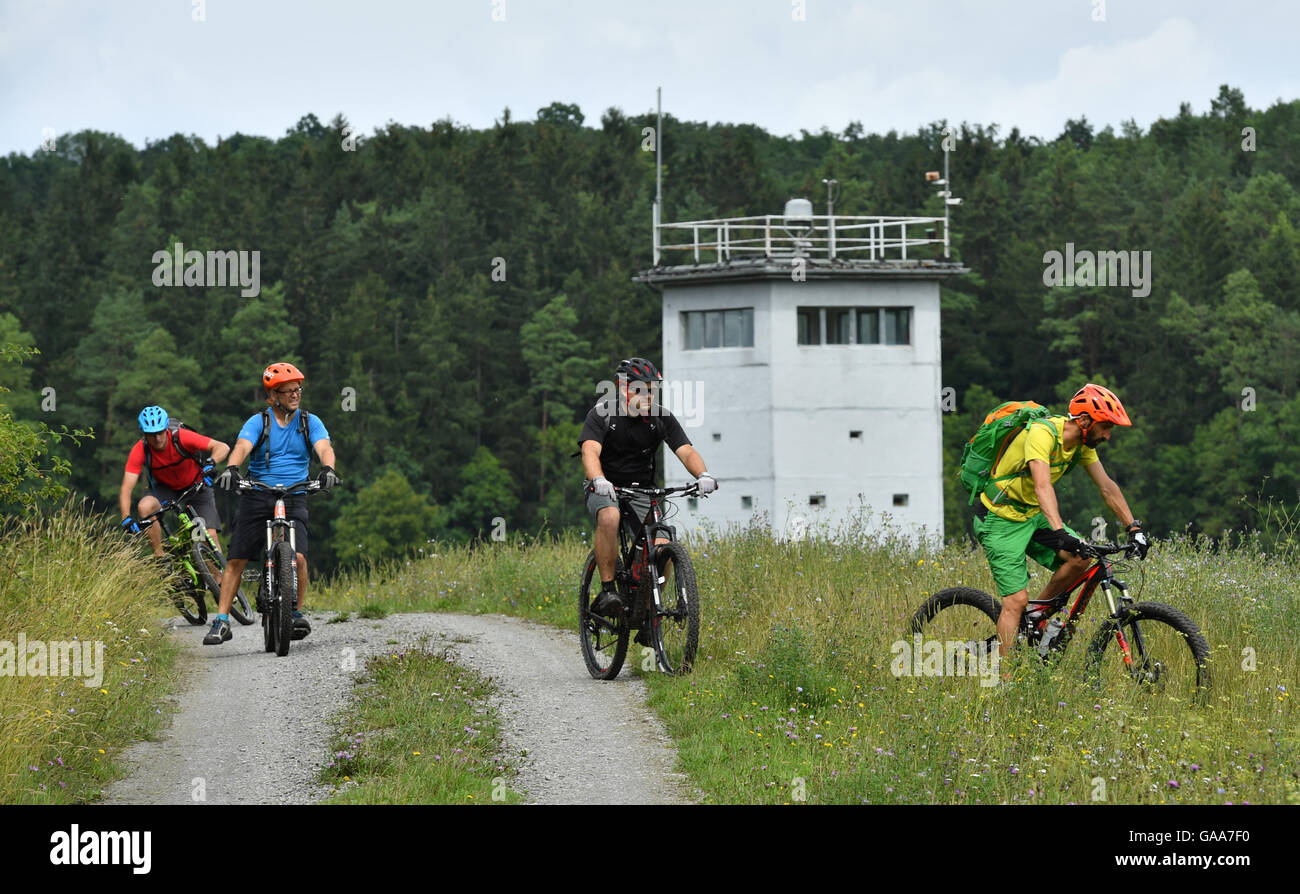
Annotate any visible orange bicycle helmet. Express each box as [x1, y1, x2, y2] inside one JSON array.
[[1069, 383, 1132, 426], [263, 362, 305, 391]]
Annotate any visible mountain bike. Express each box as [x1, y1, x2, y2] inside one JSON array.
[[908, 540, 1211, 697], [578, 483, 703, 680], [136, 480, 254, 626], [235, 478, 325, 657]]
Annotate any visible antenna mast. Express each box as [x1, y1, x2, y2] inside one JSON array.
[[654, 87, 663, 265]]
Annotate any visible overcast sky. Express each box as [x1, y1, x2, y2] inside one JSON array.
[[2, 0, 1298, 157]]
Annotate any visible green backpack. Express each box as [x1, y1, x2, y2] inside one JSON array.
[[957, 400, 1078, 509]]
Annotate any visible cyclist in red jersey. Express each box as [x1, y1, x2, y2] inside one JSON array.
[[119, 405, 230, 555]]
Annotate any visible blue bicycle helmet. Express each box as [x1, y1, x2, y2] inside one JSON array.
[[138, 405, 169, 433]]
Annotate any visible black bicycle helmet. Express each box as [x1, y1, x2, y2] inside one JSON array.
[[616, 357, 662, 383]]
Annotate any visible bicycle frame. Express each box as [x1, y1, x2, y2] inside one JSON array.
[[612, 485, 695, 628], [617, 497, 674, 574], [1024, 543, 1139, 658], [139, 487, 215, 582], [261, 492, 302, 608]]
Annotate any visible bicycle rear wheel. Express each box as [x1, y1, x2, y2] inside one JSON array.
[[273, 541, 296, 656], [1085, 601, 1210, 699], [907, 586, 1004, 670], [578, 550, 629, 680], [650, 541, 700, 674]]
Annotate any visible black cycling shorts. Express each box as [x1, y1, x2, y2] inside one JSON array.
[[225, 490, 310, 560]]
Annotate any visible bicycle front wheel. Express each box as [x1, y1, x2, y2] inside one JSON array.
[[650, 541, 700, 674], [578, 550, 629, 680], [1085, 601, 1210, 699], [261, 572, 276, 654], [273, 541, 296, 657], [171, 579, 207, 626]]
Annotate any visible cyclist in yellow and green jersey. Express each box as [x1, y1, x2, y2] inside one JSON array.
[[972, 384, 1150, 659]]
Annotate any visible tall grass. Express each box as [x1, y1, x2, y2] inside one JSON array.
[[314, 521, 1299, 804], [0, 503, 183, 803]]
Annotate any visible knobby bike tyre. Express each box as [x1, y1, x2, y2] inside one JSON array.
[[908, 586, 1002, 636], [907, 586, 1004, 667], [273, 540, 296, 657], [172, 576, 207, 625], [649, 541, 700, 675], [261, 568, 276, 654], [230, 585, 254, 627], [578, 549, 629, 680], [253, 558, 275, 651], [163, 549, 207, 625], [1085, 600, 1210, 698], [190, 541, 255, 626]]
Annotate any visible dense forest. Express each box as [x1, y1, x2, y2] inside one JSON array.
[[2, 86, 1298, 571]]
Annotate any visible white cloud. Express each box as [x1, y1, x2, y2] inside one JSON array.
[[789, 17, 1218, 140]]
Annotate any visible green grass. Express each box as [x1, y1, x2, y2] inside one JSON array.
[[313, 523, 1299, 805], [0, 503, 187, 803], [320, 639, 523, 804]]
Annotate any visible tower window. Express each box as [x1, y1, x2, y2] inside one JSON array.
[[683, 308, 754, 349]]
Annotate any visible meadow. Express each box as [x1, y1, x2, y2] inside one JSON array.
[[314, 514, 1298, 805]]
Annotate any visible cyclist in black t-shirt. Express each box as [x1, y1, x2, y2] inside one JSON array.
[[578, 358, 718, 626]]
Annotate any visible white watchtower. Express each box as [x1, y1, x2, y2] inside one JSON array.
[[634, 201, 967, 543]]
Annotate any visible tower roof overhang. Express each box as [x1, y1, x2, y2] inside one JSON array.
[[634, 257, 969, 286]]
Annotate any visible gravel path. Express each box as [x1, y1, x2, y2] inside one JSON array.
[[99, 611, 697, 805]]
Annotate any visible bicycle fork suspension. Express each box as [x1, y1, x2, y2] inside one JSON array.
[[1102, 580, 1145, 676]]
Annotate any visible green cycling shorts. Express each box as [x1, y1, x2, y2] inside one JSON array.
[[972, 510, 1082, 597]]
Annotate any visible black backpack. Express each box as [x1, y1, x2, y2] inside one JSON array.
[[249, 406, 315, 467], [140, 420, 207, 490]]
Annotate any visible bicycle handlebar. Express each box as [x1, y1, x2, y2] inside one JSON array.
[[235, 478, 324, 496], [135, 479, 210, 530], [609, 483, 703, 498], [1078, 540, 1140, 560]]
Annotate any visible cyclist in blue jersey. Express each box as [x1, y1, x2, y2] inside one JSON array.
[[204, 362, 340, 645]]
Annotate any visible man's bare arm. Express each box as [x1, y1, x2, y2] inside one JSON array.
[[1029, 460, 1065, 529], [674, 444, 707, 479], [205, 438, 231, 464], [581, 440, 605, 481], [313, 439, 336, 469], [225, 438, 254, 469], [1085, 460, 1135, 528], [119, 471, 140, 519]]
